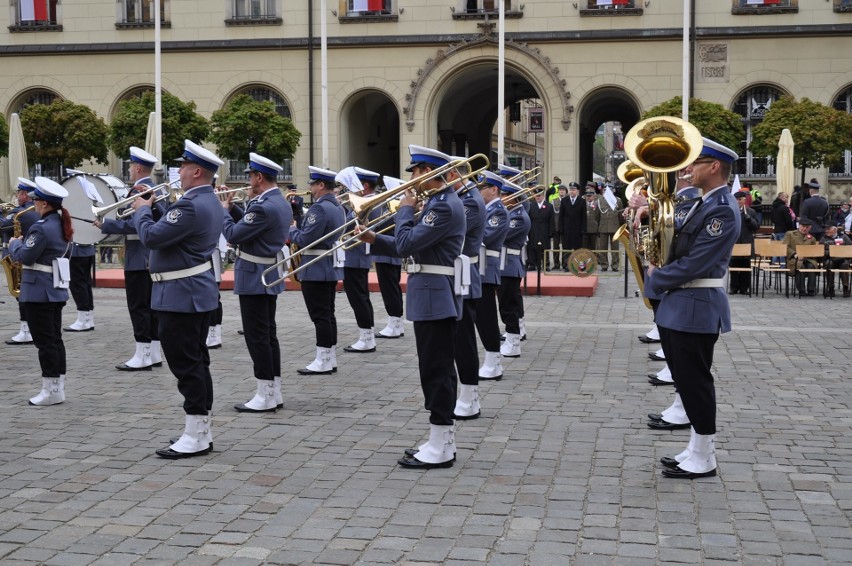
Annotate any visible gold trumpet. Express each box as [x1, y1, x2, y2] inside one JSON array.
[[261, 154, 489, 288], [93, 180, 180, 220]]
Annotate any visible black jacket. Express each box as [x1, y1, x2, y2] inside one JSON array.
[[770, 198, 796, 235]]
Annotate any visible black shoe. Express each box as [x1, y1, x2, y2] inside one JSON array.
[[115, 363, 152, 371], [397, 455, 454, 469], [237, 329, 245, 335], [5, 339, 32, 345], [647, 419, 690, 430], [660, 456, 679, 468], [152, 362, 163, 368], [404, 447, 458, 460], [169, 436, 213, 451], [845, 288, 851, 298], [637, 335, 660, 344], [662, 465, 717, 479], [454, 411, 480, 420], [156, 445, 212, 459], [601, 267, 608, 272], [343, 345, 376, 353], [648, 377, 673, 386], [648, 352, 665, 361], [296, 367, 334, 375], [807, 290, 816, 296], [64, 326, 94, 332], [207, 344, 222, 350], [234, 403, 277, 413], [647, 413, 663, 422], [611, 268, 619, 272]]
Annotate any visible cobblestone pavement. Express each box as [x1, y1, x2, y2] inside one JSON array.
[[0, 271, 850, 565]]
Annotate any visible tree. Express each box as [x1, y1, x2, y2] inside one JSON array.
[[642, 96, 744, 152], [0, 113, 9, 158], [750, 96, 852, 185], [20, 100, 109, 172], [109, 91, 209, 164], [208, 94, 301, 164]]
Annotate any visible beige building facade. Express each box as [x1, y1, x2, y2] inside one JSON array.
[[1, 0, 851, 200]]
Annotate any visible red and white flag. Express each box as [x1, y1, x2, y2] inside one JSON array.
[[747, 0, 781, 4], [597, 0, 631, 5], [20, 0, 48, 21], [353, 0, 384, 10]]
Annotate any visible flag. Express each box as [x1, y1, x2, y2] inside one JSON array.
[[597, 0, 630, 5], [352, 0, 368, 10], [368, 0, 384, 10], [20, 0, 48, 21], [747, 0, 781, 4], [731, 175, 741, 194]]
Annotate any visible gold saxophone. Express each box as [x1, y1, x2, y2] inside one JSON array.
[[1, 205, 36, 298], [613, 116, 703, 308]]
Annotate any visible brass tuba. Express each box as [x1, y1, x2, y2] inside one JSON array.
[[616, 116, 702, 307], [1, 205, 37, 298]]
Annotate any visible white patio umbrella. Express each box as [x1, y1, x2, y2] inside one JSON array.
[[144, 111, 157, 157], [6, 113, 28, 202], [776, 128, 795, 197]]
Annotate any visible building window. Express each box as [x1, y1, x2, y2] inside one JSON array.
[[117, 1, 170, 29], [580, 0, 643, 16], [225, 0, 282, 25], [732, 0, 798, 15], [830, 86, 852, 177], [9, 0, 61, 31], [732, 86, 784, 177], [835, 0, 852, 12], [452, 0, 523, 20], [227, 87, 293, 181], [340, 0, 398, 22]]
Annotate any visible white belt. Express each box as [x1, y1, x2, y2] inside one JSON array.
[[468, 255, 479, 264], [151, 260, 214, 282], [126, 235, 140, 241], [485, 250, 501, 258], [504, 247, 522, 256], [407, 263, 454, 276], [23, 263, 52, 273], [679, 278, 725, 289], [235, 249, 277, 265], [300, 248, 331, 257]]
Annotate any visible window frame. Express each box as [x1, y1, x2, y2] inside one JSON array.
[[580, 0, 643, 17], [225, 87, 294, 182], [451, 0, 523, 20], [835, 0, 852, 13], [9, 0, 62, 32], [225, 0, 282, 26], [116, 0, 171, 30], [731, 0, 798, 16], [339, 0, 398, 23], [732, 85, 785, 179], [829, 86, 852, 178]]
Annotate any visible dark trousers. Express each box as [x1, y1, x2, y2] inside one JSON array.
[[825, 260, 850, 289], [497, 276, 522, 334], [69, 256, 94, 311], [375, 262, 403, 317], [23, 301, 66, 377], [301, 280, 338, 348], [125, 270, 158, 343], [414, 318, 457, 425], [157, 310, 214, 415], [475, 283, 501, 351], [729, 257, 751, 292], [212, 292, 223, 325], [527, 244, 545, 271], [239, 294, 280, 380], [796, 261, 817, 294], [454, 298, 479, 386], [18, 300, 26, 322], [343, 267, 374, 329], [659, 325, 719, 435]]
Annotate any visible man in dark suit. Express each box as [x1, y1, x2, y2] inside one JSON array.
[[527, 189, 552, 271], [286, 185, 304, 227], [559, 182, 585, 270]]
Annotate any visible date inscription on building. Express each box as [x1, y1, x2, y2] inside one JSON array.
[[697, 43, 729, 83]]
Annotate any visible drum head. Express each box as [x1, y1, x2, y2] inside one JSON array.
[[61, 174, 122, 245]]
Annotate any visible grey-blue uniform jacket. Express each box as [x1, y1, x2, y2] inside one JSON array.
[[370, 202, 402, 267], [645, 185, 740, 334], [1, 203, 40, 247], [288, 193, 345, 282], [460, 186, 486, 300], [481, 199, 509, 285], [99, 177, 166, 271], [9, 211, 70, 303], [501, 205, 531, 279], [223, 187, 292, 296], [343, 207, 372, 270], [371, 187, 465, 322], [132, 185, 222, 313], [673, 186, 702, 230]]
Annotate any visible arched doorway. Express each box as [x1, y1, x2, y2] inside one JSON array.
[[340, 90, 400, 178], [433, 62, 543, 170], [576, 87, 641, 187]]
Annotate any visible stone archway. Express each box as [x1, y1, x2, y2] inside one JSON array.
[[576, 86, 642, 186], [339, 89, 401, 178]]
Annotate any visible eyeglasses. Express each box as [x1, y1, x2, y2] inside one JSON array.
[[691, 158, 717, 166]]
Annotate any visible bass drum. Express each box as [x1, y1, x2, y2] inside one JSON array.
[[60, 174, 127, 245]]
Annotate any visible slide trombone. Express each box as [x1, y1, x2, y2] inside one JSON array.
[[261, 154, 488, 288], [92, 180, 179, 220]]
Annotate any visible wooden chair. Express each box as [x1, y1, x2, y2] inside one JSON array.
[[754, 240, 788, 297], [794, 244, 825, 298], [728, 243, 754, 297], [827, 245, 852, 298]]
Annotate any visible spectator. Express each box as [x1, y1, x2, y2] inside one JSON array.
[[549, 185, 567, 270], [558, 182, 585, 270], [582, 188, 599, 251], [799, 180, 830, 242], [783, 218, 818, 296], [790, 184, 806, 217], [747, 183, 763, 224], [730, 191, 759, 295], [526, 189, 553, 271], [833, 202, 850, 228], [820, 224, 852, 298]]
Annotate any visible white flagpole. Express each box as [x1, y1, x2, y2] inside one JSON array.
[[682, 0, 689, 121], [154, 0, 162, 174], [321, 0, 329, 168], [497, 1, 505, 166]]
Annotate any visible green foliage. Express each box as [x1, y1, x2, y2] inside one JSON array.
[[109, 91, 209, 163], [20, 100, 109, 170], [751, 96, 852, 176], [0, 114, 8, 158], [642, 96, 744, 151], [208, 94, 301, 164]]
